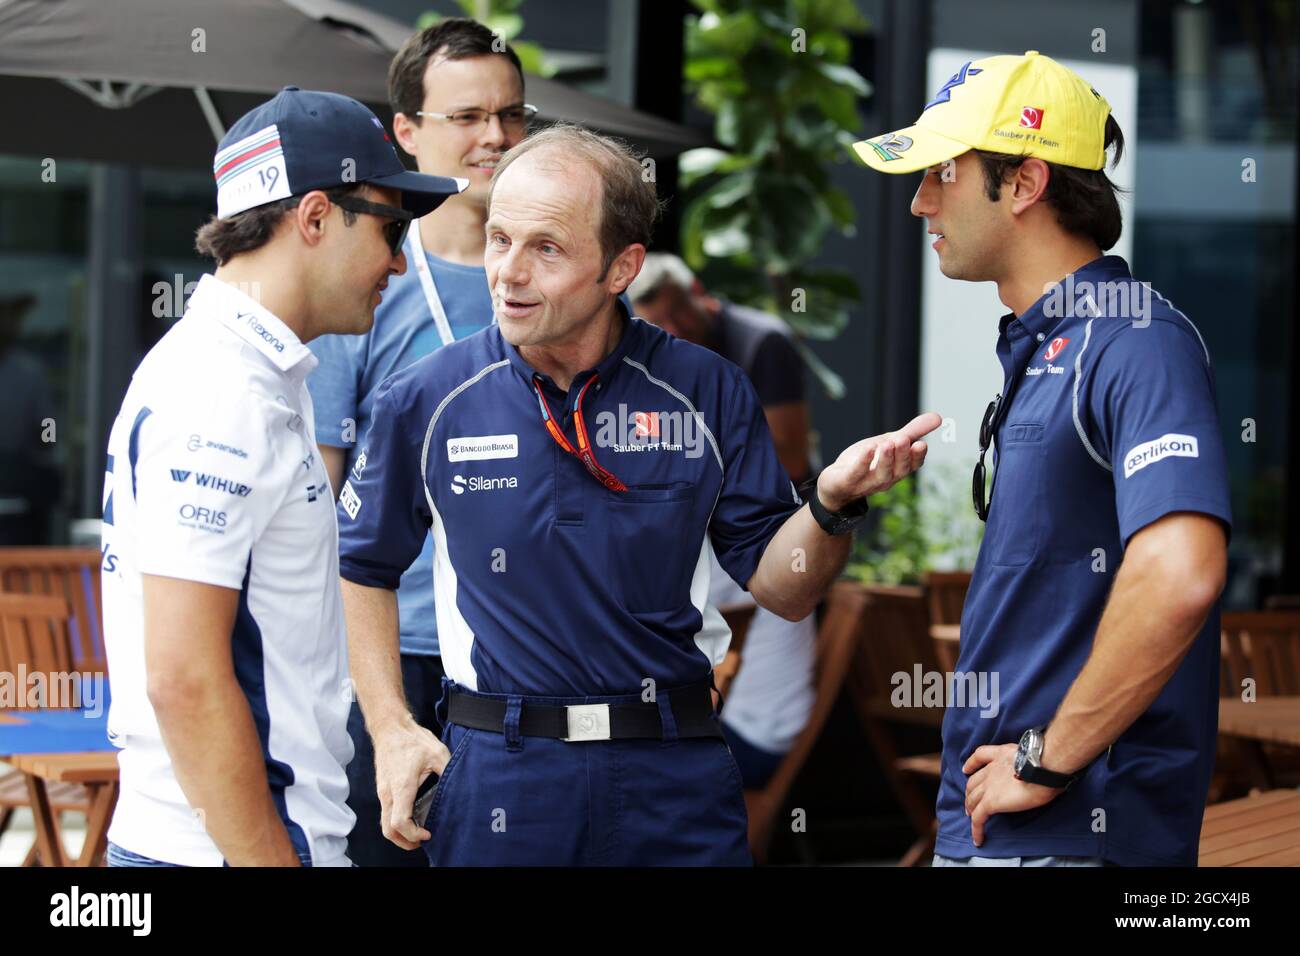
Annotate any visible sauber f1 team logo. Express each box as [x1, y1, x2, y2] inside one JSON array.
[[633, 412, 660, 438], [1020, 107, 1045, 129], [1043, 337, 1070, 362]]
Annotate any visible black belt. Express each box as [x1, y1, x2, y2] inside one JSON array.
[[447, 683, 722, 741]]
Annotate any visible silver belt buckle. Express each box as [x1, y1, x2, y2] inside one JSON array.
[[563, 703, 611, 742]]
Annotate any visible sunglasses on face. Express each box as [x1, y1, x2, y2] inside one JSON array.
[[285, 193, 414, 256]]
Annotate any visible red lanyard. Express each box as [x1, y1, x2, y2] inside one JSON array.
[[532, 373, 627, 492]]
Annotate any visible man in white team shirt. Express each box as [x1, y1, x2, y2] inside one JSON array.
[[100, 87, 463, 866]]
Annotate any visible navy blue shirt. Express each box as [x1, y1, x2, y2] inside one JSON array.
[[938, 255, 1232, 866], [335, 309, 801, 697]]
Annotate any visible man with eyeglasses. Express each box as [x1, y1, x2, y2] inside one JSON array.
[[857, 52, 1231, 867], [99, 87, 462, 866], [306, 18, 535, 867], [335, 124, 941, 865]]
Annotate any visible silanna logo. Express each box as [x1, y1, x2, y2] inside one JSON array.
[[451, 474, 518, 495]]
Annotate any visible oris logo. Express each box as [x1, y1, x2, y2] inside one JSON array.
[[178, 503, 228, 528]]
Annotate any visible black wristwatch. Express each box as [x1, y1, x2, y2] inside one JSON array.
[[800, 478, 870, 537], [1013, 726, 1078, 789]]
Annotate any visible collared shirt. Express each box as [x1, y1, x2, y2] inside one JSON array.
[[336, 307, 802, 697], [937, 255, 1232, 866], [308, 250, 494, 657], [101, 274, 353, 867]]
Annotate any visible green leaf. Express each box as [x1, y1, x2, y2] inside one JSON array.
[[815, 62, 872, 98], [821, 187, 857, 229], [792, 338, 845, 400], [702, 218, 752, 257], [483, 13, 524, 41], [513, 41, 554, 77]]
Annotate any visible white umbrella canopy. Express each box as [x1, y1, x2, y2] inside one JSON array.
[[0, 0, 708, 169]]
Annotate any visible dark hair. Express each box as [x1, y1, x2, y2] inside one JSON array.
[[488, 124, 662, 282], [388, 18, 525, 121], [975, 114, 1126, 250], [194, 185, 362, 265]]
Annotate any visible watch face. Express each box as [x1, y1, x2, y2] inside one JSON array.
[[1014, 749, 1026, 775]]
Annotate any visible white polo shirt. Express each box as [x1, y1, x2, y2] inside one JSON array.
[[101, 274, 354, 867]]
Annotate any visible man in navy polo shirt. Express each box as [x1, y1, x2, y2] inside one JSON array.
[[336, 124, 941, 865], [857, 52, 1231, 866]]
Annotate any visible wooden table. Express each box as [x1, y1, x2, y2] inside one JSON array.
[[0, 712, 119, 867], [1200, 789, 1300, 866], [8, 752, 119, 867]]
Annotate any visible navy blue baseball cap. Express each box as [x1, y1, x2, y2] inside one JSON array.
[[213, 86, 466, 219]]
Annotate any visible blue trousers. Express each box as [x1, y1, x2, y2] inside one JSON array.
[[423, 680, 752, 866]]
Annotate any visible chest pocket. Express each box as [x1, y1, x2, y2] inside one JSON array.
[[986, 422, 1045, 568], [603, 481, 698, 613]]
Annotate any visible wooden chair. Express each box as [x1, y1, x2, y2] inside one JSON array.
[[922, 570, 971, 628], [0, 548, 106, 675], [0, 593, 77, 707], [741, 581, 866, 864], [0, 592, 96, 862], [844, 583, 946, 866], [1220, 612, 1300, 698], [714, 606, 756, 704], [1213, 611, 1300, 799]]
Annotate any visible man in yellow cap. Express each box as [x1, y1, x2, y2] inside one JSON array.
[[857, 51, 1232, 867]]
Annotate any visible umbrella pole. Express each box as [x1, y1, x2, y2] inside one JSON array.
[[194, 87, 226, 142]]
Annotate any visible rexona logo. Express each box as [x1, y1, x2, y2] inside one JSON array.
[[450, 474, 518, 495], [1123, 433, 1199, 479], [170, 470, 252, 496], [237, 310, 285, 352]]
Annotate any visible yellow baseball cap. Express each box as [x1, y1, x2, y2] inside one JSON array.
[[853, 51, 1112, 174]]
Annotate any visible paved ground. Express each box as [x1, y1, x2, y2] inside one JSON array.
[[0, 807, 86, 866]]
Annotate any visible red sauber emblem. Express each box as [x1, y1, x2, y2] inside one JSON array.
[[1044, 336, 1070, 362], [634, 411, 660, 438], [1020, 106, 1044, 129]]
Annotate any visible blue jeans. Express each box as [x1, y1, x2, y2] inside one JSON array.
[[107, 842, 314, 867], [932, 853, 1106, 867], [345, 653, 446, 867]]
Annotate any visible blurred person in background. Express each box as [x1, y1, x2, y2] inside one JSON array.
[[629, 253, 815, 794]]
